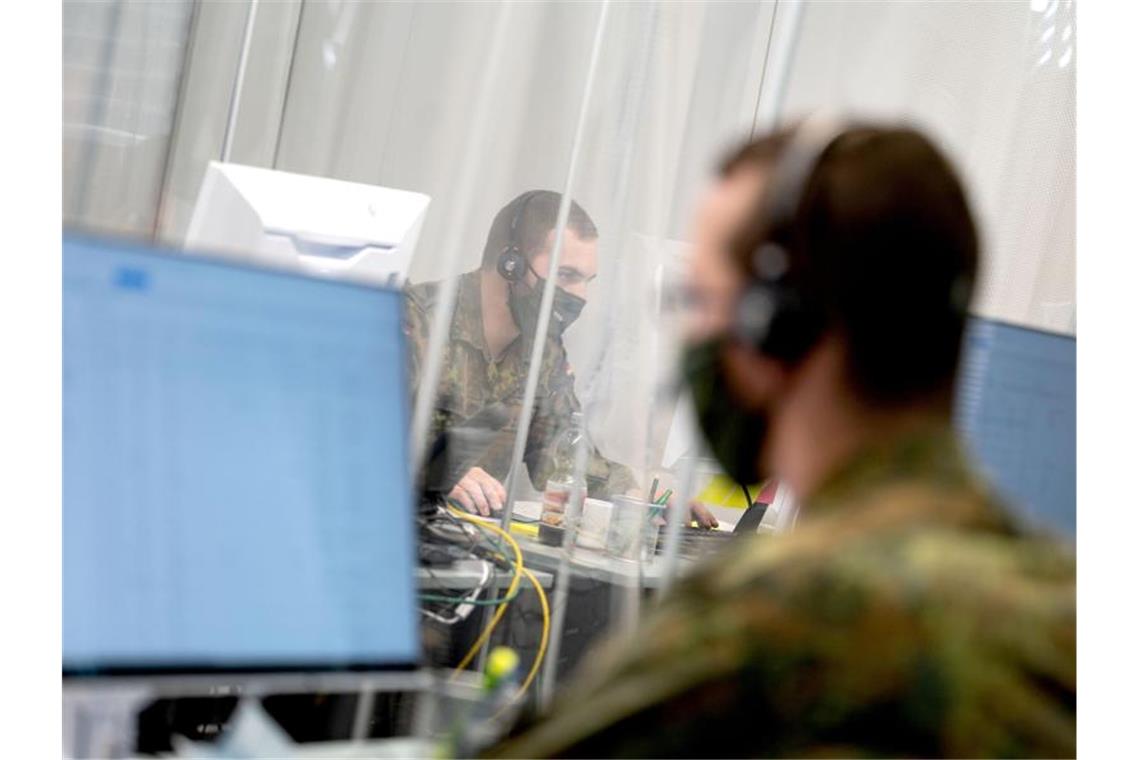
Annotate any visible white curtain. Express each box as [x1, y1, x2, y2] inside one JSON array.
[[63, 0, 1078, 483], [782, 0, 1076, 334]]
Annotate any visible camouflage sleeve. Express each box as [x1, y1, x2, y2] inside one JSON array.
[[402, 289, 427, 389], [524, 343, 638, 498], [403, 286, 455, 468]]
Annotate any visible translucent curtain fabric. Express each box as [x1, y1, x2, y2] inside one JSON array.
[[781, 0, 1076, 334], [63, 0, 195, 237]]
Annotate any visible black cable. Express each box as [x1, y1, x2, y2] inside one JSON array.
[[418, 509, 506, 615], [742, 483, 753, 507]]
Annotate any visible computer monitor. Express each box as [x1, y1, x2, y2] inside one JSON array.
[[954, 317, 1076, 539], [63, 234, 419, 675], [184, 162, 430, 288]]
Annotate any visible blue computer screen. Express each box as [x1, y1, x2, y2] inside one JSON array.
[[63, 235, 419, 673], [954, 318, 1076, 539]]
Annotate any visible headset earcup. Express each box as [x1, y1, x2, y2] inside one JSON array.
[[497, 247, 527, 282], [736, 283, 822, 362], [762, 297, 812, 361], [732, 117, 849, 364], [735, 285, 779, 349]]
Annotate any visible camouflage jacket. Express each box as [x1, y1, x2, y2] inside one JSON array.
[[490, 426, 1075, 758], [405, 270, 637, 498]]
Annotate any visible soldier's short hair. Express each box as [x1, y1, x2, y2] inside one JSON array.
[[481, 190, 598, 268], [720, 124, 979, 410]]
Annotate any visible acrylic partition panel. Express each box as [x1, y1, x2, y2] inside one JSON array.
[[177, 0, 782, 706], [61, 0, 1076, 719], [776, 0, 1077, 557], [63, 0, 195, 237], [781, 0, 1076, 336]]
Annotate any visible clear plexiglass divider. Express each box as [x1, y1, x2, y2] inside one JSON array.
[[61, 0, 1075, 740]]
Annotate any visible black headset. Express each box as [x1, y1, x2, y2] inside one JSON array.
[[496, 190, 542, 283], [734, 116, 851, 363]]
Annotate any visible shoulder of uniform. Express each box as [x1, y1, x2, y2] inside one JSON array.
[[405, 279, 441, 312]]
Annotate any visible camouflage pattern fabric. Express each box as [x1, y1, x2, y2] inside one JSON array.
[[405, 270, 637, 498], [489, 426, 1075, 758]]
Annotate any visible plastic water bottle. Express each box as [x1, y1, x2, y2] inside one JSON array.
[[538, 412, 586, 547]]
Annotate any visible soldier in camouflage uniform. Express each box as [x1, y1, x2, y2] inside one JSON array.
[[406, 191, 637, 511], [489, 124, 1075, 757]]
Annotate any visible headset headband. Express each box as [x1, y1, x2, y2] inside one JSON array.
[[735, 115, 852, 360], [507, 190, 541, 250], [749, 114, 850, 280], [498, 190, 543, 282]]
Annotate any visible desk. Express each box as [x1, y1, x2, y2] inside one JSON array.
[[288, 737, 433, 757], [167, 736, 433, 758], [417, 560, 553, 591], [415, 536, 674, 590], [513, 535, 683, 589], [417, 533, 709, 696]]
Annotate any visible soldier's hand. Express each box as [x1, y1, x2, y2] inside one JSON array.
[[689, 501, 719, 529], [450, 467, 507, 516], [654, 497, 719, 529]]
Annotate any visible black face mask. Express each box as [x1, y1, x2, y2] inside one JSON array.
[[681, 336, 769, 486], [508, 272, 586, 341]]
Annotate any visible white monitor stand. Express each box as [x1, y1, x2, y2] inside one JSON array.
[[185, 161, 430, 287]]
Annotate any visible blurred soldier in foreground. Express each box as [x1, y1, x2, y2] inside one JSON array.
[[489, 120, 1076, 758]]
